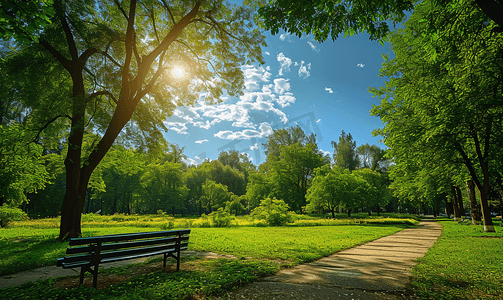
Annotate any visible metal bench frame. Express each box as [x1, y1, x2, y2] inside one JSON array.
[[57, 229, 190, 288]]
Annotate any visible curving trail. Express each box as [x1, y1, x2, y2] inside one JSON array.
[[218, 220, 443, 299]]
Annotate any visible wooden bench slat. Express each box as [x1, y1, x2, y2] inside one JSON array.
[[68, 229, 190, 246], [65, 235, 189, 255]]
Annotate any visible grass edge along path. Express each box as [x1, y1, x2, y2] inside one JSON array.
[[409, 219, 503, 300]]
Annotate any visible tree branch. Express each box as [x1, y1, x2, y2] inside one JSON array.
[[113, 0, 128, 20], [60, 15, 79, 62], [39, 39, 71, 71], [30, 115, 69, 144]]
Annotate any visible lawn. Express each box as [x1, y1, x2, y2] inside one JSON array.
[[0, 214, 414, 299], [409, 218, 503, 299]]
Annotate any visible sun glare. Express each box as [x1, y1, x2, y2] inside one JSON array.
[[172, 66, 185, 78]]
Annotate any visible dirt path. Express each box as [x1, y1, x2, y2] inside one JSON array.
[[217, 220, 442, 299]]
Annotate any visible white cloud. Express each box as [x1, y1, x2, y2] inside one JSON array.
[[279, 33, 292, 42], [298, 61, 311, 78], [164, 64, 294, 143], [243, 65, 271, 92], [357, 63, 365, 68], [320, 149, 331, 157], [264, 51, 270, 55], [325, 87, 334, 93], [316, 119, 321, 123], [277, 53, 292, 76], [278, 93, 296, 108], [193, 119, 222, 129], [273, 78, 291, 95], [182, 156, 205, 166], [250, 143, 259, 150], [164, 122, 189, 134], [214, 122, 273, 140], [307, 41, 320, 52]]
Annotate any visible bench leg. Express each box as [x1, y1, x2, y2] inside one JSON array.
[[92, 264, 99, 289], [163, 253, 167, 268], [79, 267, 85, 286]]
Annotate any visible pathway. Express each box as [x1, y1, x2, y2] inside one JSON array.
[[218, 219, 442, 299]]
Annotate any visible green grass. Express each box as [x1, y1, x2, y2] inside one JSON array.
[[0, 214, 415, 299], [410, 219, 503, 299], [189, 226, 405, 264], [1, 258, 281, 300]]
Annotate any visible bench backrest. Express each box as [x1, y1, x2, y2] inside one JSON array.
[[58, 229, 190, 267]]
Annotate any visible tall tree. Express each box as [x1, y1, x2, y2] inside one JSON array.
[[371, 0, 503, 231], [332, 131, 359, 171], [2, 0, 265, 239]]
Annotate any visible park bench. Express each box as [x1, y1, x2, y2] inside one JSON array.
[[56, 229, 190, 288]]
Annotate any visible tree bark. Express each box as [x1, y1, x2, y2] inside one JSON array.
[[444, 194, 452, 217], [451, 186, 460, 220], [479, 181, 495, 232], [455, 186, 465, 217], [466, 180, 482, 224]]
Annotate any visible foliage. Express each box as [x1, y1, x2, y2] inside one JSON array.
[[257, 0, 413, 42], [306, 165, 372, 217], [0, 0, 55, 44], [251, 197, 293, 226], [370, 0, 503, 231], [0, 124, 50, 206], [410, 219, 503, 299], [208, 208, 235, 227], [332, 130, 359, 171], [0, 204, 28, 228], [257, 0, 503, 43]]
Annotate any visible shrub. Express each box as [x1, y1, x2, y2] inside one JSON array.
[[0, 204, 28, 228], [159, 217, 175, 230], [251, 198, 294, 226], [195, 214, 212, 227], [209, 208, 235, 227]]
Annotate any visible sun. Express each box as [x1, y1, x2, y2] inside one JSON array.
[[172, 66, 185, 78]]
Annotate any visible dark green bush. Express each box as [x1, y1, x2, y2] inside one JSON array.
[[0, 204, 28, 228]]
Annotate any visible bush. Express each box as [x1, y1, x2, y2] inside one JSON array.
[[0, 204, 28, 228], [251, 198, 294, 226], [159, 217, 175, 230], [209, 208, 235, 227], [195, 214, 212, 227]]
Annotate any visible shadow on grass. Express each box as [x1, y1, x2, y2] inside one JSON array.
[[0, 238, 67, 276]]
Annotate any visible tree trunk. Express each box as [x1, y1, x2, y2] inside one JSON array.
[[347, 209, 351, 218], [479, 183, 495, 232], [376, 204, 381, 216], [59, 182, 87, 240], [466, 180, 482, 224], [451, 186, 460, 220], [444, 194, 452, 217], [331, 208, 335, 219], [455, 186, 465, 217]]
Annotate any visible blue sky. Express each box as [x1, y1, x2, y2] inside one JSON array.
[[164, 30, 393, 166]]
